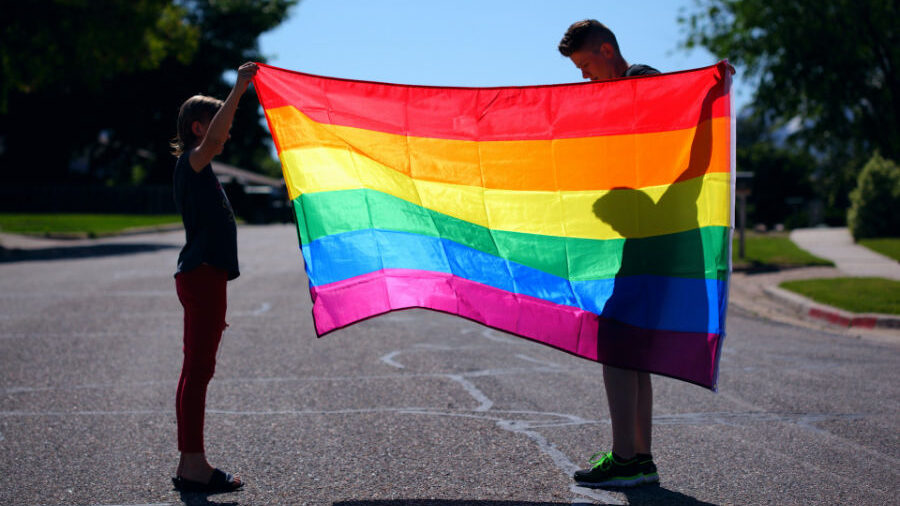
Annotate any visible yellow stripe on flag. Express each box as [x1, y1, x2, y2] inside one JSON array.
[[281, 146, 730, 240]]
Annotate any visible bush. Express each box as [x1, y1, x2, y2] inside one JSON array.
[[848, 153, 900, 240]]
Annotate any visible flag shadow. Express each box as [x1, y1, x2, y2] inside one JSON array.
[[590, 76, 725, 381]]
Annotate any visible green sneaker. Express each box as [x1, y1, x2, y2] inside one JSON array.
[[636, 453, 659, 484], [573, 452, 644, 488]]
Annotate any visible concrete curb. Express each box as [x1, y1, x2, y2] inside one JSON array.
[[763, 285, 900, 330], [0, 224, 183, 245]]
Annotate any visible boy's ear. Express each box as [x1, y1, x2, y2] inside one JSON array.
[[599, 42, 616, 59]]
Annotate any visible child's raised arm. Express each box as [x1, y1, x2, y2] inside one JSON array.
[[188, 62, 258, 172]]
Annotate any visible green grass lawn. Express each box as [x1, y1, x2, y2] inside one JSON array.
[[858, 238, 900, 262], [733, 233, 834, 269], [780, 277, 900, 315], [0, 213, 181, 238]]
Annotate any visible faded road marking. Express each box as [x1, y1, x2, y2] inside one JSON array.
[[380, 350, 405, 369]]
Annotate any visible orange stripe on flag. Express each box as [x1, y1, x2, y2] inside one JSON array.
[[264, 106, 730, 191]]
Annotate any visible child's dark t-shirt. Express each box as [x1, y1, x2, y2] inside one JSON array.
[[173, 154, 240, 280]]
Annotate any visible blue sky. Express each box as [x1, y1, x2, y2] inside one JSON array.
[[258, 0, 752, 110]]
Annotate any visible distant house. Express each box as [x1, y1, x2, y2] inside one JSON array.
[[211, 161, 291, 224]]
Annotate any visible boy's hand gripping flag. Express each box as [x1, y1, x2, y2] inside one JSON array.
[[253, 61, 735, 390]]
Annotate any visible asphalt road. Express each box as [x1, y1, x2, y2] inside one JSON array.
[[1, 225, 898, 505]]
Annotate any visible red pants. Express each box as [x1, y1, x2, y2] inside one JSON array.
[[175, 264, 228, 453]]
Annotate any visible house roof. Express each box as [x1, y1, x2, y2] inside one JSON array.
[[211, 161, 283, 187]]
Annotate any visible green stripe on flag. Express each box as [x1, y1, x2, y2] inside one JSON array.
[[294, 189, 729, 282]]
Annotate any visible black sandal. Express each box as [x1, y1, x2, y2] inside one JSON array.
[[172, 468, 243, 493]]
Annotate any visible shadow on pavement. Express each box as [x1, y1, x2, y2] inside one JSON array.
[[620, 484, 720, 505], [0, 243, 177, 263], [334, 486, 720, 506]]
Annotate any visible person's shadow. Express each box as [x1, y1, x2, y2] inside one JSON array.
[[619, 485, 722, 505], [591, 76, 726, 379]]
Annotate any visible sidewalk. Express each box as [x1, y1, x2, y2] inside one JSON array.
[[791, 228, 900, 280], [729, 227, 900, 336]]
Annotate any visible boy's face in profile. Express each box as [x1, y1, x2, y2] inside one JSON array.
[[569, 43, 617, 81]]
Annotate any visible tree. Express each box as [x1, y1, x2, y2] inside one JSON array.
[[0, 1, 199, 114], [0, 0, 199, 182], [680, 0, 899, 161], [99, 0, 297, 183], [0, 0, 297, 184], [679, 0, 899, 224]]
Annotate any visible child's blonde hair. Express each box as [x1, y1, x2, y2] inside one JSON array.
[[170, 95, 224, 156]]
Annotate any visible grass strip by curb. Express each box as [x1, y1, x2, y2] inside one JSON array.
[[858, 238, 900, 262], [733, 234, 833, 269], [0, 213, 181, 238], [779, 277, 900, 315]]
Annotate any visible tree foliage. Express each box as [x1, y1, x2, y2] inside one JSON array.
[[680, 0, 899, 162], [0, 0, 297, 184], [0, 1, 199, 113]]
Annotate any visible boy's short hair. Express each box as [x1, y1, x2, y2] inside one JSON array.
[[171, 95, 224, 156], [558, 19, 620, 57]]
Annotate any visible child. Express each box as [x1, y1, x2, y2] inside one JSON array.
[[169, 61, 257, 493]]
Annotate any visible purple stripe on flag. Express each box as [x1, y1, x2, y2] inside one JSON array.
[[595, 318, 722, 389]]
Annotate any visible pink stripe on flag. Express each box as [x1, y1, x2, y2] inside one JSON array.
[[310, 268, 599, 360]]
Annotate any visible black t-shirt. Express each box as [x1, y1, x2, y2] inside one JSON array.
[[173, 154, 239, 280], [623, 64, 661, 77]]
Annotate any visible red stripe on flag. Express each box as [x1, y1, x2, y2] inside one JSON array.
[[254, 61, 733, 141]]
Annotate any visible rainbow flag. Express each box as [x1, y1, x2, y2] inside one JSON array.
[[253, 61, 734, 390]]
